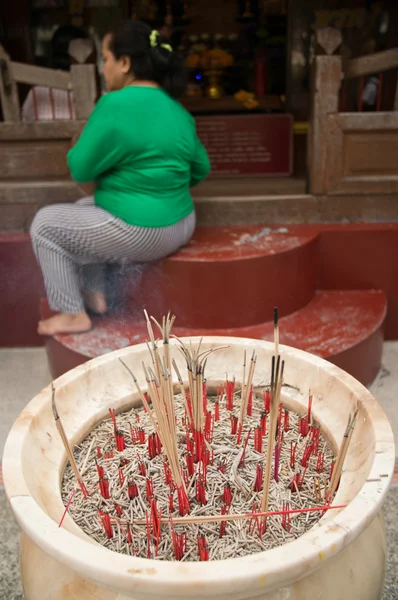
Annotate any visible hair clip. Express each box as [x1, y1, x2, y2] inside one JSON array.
[[150, 29, 172, 53], [150, 30, 159, 47]]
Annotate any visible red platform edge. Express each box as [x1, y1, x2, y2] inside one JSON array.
[[41, 290, 386, 386], [129, 228, 319, 328], [2, 222, 398, 345]]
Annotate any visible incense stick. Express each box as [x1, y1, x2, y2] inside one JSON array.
[[261, 357, 284, 515], [237, 350, 257, 436], [52, 384, 87, 497], [274, 307, 279, 359], [62, 386, 336, 560], [114, 504, 347, 527], [61, 310, 338, 562], [328, 408, 358, 498]]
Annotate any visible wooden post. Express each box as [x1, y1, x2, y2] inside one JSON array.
[[70, 64, 96, 120], [307, 28, 342, 195], [0, 45, 20, 123], [69, 39, 97, 120]]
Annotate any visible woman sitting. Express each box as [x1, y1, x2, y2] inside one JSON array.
[[30, 20, 210, 336]]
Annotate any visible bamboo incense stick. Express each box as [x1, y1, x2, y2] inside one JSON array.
[[328, 408, 358, 498], [329, 414, 352, 493], [261, 357, 284, 514], [52, 384, 87, 497], [113, 504, 347, 527], [144, 309, 162, 384], [119, 359, 158, 434], [237, 350, 257, 439], [172, 358, 192, 424], [241, 349, 247, 417], [141, 315, 189, 513]]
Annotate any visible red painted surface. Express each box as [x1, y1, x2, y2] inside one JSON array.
[[42, 290, 386, 386], [129, 226, 318, 328], [318, 225, 398, 339], [195, 115, 293, 176], [0, 233, 44, 347], [3, 222, 398, 357]]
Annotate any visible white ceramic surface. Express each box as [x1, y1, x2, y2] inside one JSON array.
[[3, 337, 395, 600]]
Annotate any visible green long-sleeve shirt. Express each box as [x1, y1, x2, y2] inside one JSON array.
[[67, 86, 210, 227]]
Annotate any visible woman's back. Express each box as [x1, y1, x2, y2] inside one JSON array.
[[32, 19, 209, 336], [68, 86, 209, 228]]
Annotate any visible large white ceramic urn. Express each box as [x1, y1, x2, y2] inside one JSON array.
[[3, 337, 394, 600]]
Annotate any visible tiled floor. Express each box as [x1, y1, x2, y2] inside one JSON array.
[[0, 343, 397, 599]]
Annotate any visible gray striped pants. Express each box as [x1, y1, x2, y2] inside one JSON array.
[[30, 196, 196, 314]]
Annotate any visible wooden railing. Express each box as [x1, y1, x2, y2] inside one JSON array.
[[341, 47, 398, 113], [308, 28, 398, 196], [343, 48, 398, 81], [0, 44, 97, 122]]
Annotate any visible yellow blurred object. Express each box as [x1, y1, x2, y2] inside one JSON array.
[[293, 121, 309, 134], [235, 90, 259, 109], [244, 98, 259, 109], [235, 90, 255, 103], [205, 70, 223, 99]]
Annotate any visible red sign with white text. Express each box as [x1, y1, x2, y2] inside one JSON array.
[[195, 114, 293, 177]]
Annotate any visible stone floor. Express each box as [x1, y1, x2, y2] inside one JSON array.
[[0, 348, 51, 462], [0, 343, 397, 598], [369, 341, 398, 462]]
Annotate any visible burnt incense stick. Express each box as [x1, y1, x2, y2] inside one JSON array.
[[261, 357, 284, 515], [274, 307, 279, 359], [241, 349, 247, 417]]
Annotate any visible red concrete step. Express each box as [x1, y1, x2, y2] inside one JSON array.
[[0, 233, 44, 347], [127, 225, 318, 329], [3, 223, 398, 348], [42, 289, 386, 386]]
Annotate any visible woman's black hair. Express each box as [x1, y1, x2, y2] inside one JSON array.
[[107, 20, 187, 99], [51, 25, 88, 71]]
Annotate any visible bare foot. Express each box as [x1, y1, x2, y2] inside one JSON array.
[[37, 312, 92, 336], [84, 290, 108, 315]]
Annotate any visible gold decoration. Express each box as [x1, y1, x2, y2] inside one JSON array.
[[205, 70, 223, 99], [235, 90, 260, 110], [201, 49, 233, 69]]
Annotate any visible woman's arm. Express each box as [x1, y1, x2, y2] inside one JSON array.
[[67, 95, 124, 183], [190, 135, 211, 188]]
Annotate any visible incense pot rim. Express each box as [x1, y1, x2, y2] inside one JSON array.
[[3, 337, 394, 598]]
